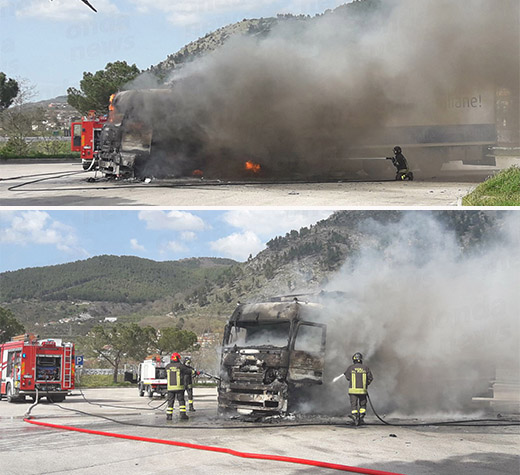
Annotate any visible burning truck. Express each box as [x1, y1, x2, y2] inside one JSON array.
[[218, 297, 327, 417], [79, 83, 519, 181]]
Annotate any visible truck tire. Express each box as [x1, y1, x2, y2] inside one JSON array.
[[146, 386, 153, 398], [48, 394, 66, 403], [6, 383, 17, 403], [138, 383, 144, 397]]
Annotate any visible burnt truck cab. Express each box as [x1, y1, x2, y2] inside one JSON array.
[[218, 298, 326, 417]]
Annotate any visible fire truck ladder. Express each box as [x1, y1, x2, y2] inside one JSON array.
[[63, 344, 73, 389]]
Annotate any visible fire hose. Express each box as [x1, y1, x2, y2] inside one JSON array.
[[23, 388, 405, 475], [23, 416, 405, 475], [22, 384, 518, 474]]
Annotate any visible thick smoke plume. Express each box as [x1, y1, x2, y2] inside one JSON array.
[[316, 212, 520, 416], [133, 0, 519, 177]]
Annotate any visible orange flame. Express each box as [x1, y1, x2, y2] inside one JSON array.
[[245, 161, 261, 173], [192, 169, 204, 177], [108, 94, 116, 122], [108, 94, 115, 111]]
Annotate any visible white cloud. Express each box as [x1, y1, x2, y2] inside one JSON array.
[[162, 240, 188, 253], [222, 210, 332, 236], [210, 230, 264, 261], [17, 0, 118, 22], [128, 0, 277, 25], [180, 231, 197, 241], [0, 211, 88, 256], [130, 238, 146, 252], [138, 210, 206, 231]]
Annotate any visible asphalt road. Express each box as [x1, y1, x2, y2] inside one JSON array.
[[0, 161, 497, 207], [0, 387, 518, 475]]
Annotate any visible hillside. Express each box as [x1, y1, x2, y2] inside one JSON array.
[[0, 211, 504, 340], [0, 255, 236, 303], [150, 0, 382, 79]]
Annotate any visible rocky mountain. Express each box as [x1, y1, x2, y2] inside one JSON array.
[[0, 210, 504, 341]]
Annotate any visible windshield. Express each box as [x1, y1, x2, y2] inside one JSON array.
[[227, 322, 291, 348]]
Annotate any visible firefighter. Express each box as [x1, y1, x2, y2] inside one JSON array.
[[343, 352, 373, 425], [183, 356, 200, 412], [165, 352, 191, 421], [387, 146, 413, 181]]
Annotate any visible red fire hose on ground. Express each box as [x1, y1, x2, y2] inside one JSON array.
[[24, 417, 406, 475]]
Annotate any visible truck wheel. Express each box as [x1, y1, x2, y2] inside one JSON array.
[[146, 386, 153, 398], [138, 383, 144, 397], [48, 394, 66, 403], [6, 383, 17, 403]]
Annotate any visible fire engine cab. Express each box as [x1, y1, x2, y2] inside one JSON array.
[[71, 110, 107, 170], [0, 334, 75, 403]]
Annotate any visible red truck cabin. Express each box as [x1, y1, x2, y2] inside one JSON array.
[[71, 112, 107, 170]]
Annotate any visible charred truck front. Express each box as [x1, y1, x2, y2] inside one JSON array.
[[218, 298, 326, 417]]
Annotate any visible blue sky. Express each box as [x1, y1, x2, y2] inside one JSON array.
[[0, 209, 333, 272], [1, 0, 345, 101]]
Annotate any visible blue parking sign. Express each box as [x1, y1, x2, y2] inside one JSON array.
[[75, 355, 84, 366]]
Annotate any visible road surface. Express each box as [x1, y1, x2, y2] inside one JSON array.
[[0, 387, 518, 475], [0, 161, 497, 207]]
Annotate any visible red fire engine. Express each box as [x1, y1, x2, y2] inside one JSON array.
[[0, 334, 75, 403], [71, 110, 107, 170]]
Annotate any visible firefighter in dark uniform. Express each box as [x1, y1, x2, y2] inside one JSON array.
[[344, 352, 373, 425], [183, 356, 200, 412], [387, 146, 413, 181], [165, 352, 191, 420]]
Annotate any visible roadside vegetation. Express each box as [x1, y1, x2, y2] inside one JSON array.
[[0, 138, 79, 159], [76, 374, 134, 388], [462, 166, 520, 206], [76, 373, 217, 388]]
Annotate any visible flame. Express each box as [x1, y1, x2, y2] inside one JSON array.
[[245, 161, 261, 173], [108, 94, 116, 122], [192, 169, 204, 177]]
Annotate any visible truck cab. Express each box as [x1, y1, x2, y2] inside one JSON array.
[[218, 297, 326, 417], [71, 111, 107, 170]]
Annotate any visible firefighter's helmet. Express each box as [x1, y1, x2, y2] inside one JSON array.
[[184, 356, 192, 366], [171, 352, 181, 362], [393, 146, 402, 155], [352, 352, 363, 363]]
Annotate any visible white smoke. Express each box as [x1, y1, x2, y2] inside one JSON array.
[[317, 212, 520, 415]]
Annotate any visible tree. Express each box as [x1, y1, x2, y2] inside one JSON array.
[[0, 307, 25, 343], [0, 73, 19, 110], [67, 61, 141, 115], [0, 78, 42, 155], [154, 328, 198, 356], [81, 323, 155, 383]]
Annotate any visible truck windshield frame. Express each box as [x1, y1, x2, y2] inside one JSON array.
[[226, 321, 291, 348]]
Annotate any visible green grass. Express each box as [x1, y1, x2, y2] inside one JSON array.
[[0, 152, 80, 159], [0, 139, 80, 159], [76, 374, 134, 388], [463, 166, 520, 206], [76, 373, 218, 388]]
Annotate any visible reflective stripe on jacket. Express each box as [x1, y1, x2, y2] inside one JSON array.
[[166, 361, 190, 390], [344, 363, 373, 395]]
